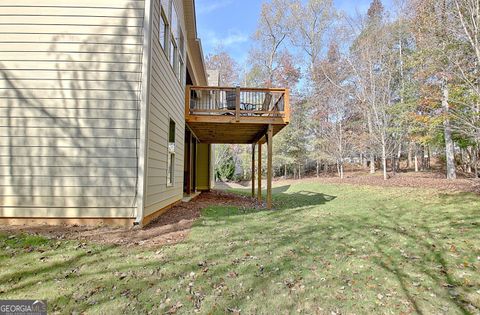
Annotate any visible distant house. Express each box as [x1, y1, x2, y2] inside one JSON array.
[[0, 0, 290, 226]]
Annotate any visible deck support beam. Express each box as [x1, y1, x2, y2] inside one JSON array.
[[266, 125, 273, 209], [257, 142, 262, 203], [251, 143, 255, 198], [185, 130, 192, 195]]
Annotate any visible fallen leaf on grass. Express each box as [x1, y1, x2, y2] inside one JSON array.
[[167, 302, 183, 314], [226, 307, 241, 314], [116, 272, 128, 280]]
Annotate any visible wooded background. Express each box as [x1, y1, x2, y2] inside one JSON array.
[[205, 0, 480, 181]]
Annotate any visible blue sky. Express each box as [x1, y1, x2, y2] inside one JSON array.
[[195, 0, 393, 63]]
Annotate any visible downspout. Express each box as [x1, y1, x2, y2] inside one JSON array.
[[135, 0, 153, 226]]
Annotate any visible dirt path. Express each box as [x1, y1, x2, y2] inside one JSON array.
[[0, 191, 258, 248]]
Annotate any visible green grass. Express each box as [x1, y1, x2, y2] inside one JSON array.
[[1, 181, 479, 314]]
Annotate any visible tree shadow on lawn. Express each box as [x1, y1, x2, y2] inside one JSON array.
[[191, 204, 476, 313], [2, 190, 478, 314], [225, 185, 337, 214], [201, 186, 337, 229], [342, 199, 480, 315], [216, 189, 480, 314], [0, 236, 174, 313]]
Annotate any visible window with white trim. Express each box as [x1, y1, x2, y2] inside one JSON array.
[[170, 5, 179, 72], [170, 34, 177, 71], [178, 29, 185, 84], [158, 0, 186, 84], [159, 10, 168, 50], [159, 0, 170, 53]]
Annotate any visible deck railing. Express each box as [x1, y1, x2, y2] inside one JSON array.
[[185, 86, 290, 123]]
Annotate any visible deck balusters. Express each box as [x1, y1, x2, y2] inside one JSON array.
[[187, 86, 288, 119]]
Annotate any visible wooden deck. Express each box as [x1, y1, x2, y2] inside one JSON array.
[[184, 85, 290, 209], [185, 86, 289, 144]]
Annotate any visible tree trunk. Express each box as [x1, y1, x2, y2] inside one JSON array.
[[397, 143, 402, 171], [382, 143, 388, 180], [426, 145, 431, 169], [367, 114, 375, 174], [316, 160, 320, 178], [284, 164, 287, 178], [421, 146, 426, 171], [391, 156, 396, 175], [442, 82, 457, 179], [298, 164, 302, 179], [414, 152, 419, 173], [474, 145, 479, 178], [407, 143, 413, 169], [361, 153, 368, 168], [467, 147, 473, 173], [340, 162, 344, 179], [370, 153, 376, 174]]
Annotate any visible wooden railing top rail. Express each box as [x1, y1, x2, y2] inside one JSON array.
[[189, 86, 288, 93]]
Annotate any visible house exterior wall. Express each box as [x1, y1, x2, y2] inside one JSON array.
[[144, 0, 187, 216], [0, 0, 146, 218]]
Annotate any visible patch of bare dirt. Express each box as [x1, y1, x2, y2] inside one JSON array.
[[0, 190, 259, 248]]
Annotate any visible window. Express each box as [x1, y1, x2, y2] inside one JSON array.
[[170, 34, 177, 71], [159, 0, 170, 55], [171, 5, 179, 41], [170, 5, 179, 72], [167, 119, 176, 186], [178, 30, 185, 84], [159, 10, 168, 50], [158, 0, 185, 84]]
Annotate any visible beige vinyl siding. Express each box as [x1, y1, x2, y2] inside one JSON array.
[[0, 0, 146, 218], [144, 0, 186, 216]]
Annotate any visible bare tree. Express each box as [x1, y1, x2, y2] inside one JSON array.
[[449, 0, 480, 176], [411, 0, 459, 179], [315, 41, 356, 178], [289, 0, 335, 80], [344, 1, 400, 180], [250, 0, 291, 87]]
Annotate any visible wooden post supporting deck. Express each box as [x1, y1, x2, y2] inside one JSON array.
[[251, 143, 255, 198], [257, 142, 262, 203], [267, 125, 273, 209], [185, 130, 192, 195]]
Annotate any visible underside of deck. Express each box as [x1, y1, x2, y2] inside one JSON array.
[[187, 120, 286, 144]]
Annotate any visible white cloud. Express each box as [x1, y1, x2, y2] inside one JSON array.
[[202, 29, 249, 49], [196, 0, 233, 14]]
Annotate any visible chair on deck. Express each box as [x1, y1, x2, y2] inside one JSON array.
[[225, 91, 236, 111]]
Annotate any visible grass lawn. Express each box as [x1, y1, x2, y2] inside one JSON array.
[[1, 181, 479, 314]]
